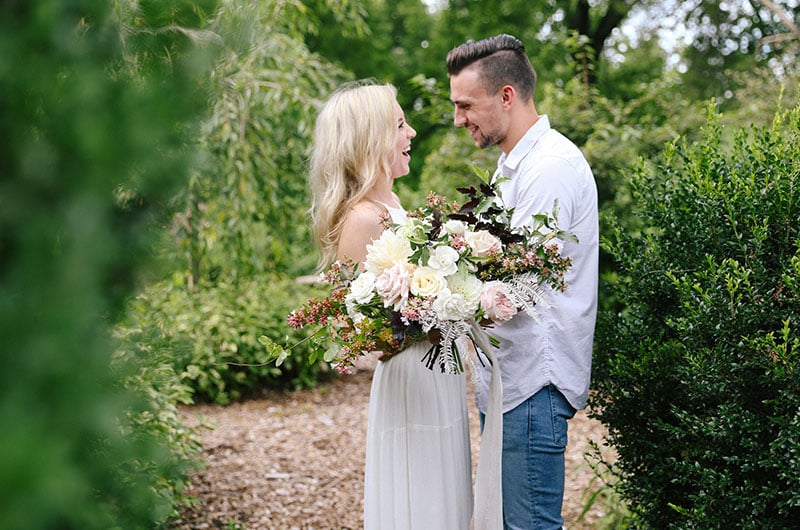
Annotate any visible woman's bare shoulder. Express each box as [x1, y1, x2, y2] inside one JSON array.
[[342, 200, 385, 229], [336, 201, 386, 264]]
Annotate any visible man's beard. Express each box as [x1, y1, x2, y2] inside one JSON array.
[[478, 128, 503, 149]]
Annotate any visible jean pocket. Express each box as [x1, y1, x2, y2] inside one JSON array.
[[549, 385, 575, 448]]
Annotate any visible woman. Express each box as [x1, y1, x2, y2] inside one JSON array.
[[308, 81, 474, 529]]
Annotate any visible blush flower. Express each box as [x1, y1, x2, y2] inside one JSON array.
[[480, 280, 518, 323], [464, 230, 502, 258], [375, 262, 413, 311]]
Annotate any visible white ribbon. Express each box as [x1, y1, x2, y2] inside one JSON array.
[[469, 320, 503, 530]]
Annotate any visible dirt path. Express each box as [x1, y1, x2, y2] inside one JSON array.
[[173, 357, 612, 529]]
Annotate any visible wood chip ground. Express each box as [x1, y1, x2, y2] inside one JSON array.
[[173, 355, 614, 529]]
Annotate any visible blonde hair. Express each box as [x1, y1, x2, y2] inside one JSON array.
[[308, 81, 397, 270]]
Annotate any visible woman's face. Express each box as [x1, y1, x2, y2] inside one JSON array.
[[390, 100, 417, 179]]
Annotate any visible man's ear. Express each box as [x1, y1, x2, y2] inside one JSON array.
[[500, 85, 515, 109]]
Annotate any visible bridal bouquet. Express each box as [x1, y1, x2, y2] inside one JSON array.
[[273, 167, 576, 375]]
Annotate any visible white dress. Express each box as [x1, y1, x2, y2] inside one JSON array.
[[363, 205, 473, 530], [364, 342, 473, 529]]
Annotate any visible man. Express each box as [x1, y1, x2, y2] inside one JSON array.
[[447, 34, 599, 530]]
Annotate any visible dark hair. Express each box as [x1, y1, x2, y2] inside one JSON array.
[[446, 34, 537, 101]]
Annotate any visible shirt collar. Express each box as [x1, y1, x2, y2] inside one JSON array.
[[496, 114, 551, 175]]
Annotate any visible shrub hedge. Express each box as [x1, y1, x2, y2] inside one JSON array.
[[592, 101, 800, 528]]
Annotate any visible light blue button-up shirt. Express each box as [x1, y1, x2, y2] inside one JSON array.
[[475, 115, 599, 413]]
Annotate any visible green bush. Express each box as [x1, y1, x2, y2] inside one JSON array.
[[0, 1, 215, 527], [127, 274, 332, 404], [592, 101, 800, 528], [111, 323, 204, 521]]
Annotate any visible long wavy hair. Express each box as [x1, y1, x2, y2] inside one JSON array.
[[308, 81, 397, 270]]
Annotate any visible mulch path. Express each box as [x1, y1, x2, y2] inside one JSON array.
[[173, 356, 614, 529]]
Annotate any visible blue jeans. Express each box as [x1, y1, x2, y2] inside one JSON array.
[[482, 384, 576, 530]]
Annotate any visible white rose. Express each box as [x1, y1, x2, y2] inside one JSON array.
[[346, 271, 377, 304], [375, 262, 413, 311], [364, 230, 413, 276], [427, 245, 460, 276], [410, 266, 447, 298], [464, 230, 502, 258], [443, 219, 468, 236]]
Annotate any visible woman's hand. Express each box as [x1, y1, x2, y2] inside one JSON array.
[[377, 328, 441, 362]]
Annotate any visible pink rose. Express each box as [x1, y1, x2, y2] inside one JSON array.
[[375, 263, 413, 311], [480, 281, 518, 323]]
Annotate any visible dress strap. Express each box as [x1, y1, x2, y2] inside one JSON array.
[[369, 199, 406, 224]]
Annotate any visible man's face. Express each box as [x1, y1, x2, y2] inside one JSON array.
[[449, 67, 506, 149]]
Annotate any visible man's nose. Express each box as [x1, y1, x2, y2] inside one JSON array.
[[453, 107, 466, 127]]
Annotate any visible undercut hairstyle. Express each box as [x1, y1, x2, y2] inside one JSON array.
[[446, 34, 537, 102]]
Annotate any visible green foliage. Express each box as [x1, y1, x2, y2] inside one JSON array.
[[724, 68, 800, 129], [592, 101, 800, 528], [0, 0, 215, 528], [304, 0, 430, 82], [596, 35, 668, 103], [175, 0, 346, 281], [677, 0, 798, 102], [102, 0, 351, 414], [125, 0, 348, 408], [579, 440, 637, 529], [127, 275, 333, 404], [112, 324, 205, 521]]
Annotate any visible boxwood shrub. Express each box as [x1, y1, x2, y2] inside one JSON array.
[[592, 102, 800, 528]]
